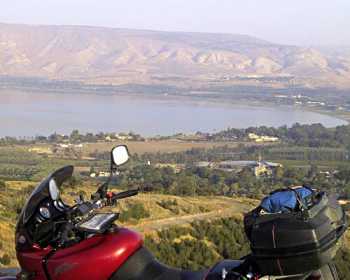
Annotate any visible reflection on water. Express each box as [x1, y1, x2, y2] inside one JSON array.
[[0, 91, 347, 137]]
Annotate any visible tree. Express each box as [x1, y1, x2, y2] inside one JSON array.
[[70, 129, 81, 143], [274, 166, 284, 180], [209, 173, 224, 185], [0, 180, 6, 190], [194, 167, 210, 179], [308, 164, 318, 179], [173, 175, 197, 196], [344, 184, 350, 199], [65, 176, 81, 189]]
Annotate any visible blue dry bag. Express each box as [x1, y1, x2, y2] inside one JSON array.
[[260, 186, 313, 213]]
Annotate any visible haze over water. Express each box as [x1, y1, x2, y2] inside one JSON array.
[[0, 91, 347, 137]]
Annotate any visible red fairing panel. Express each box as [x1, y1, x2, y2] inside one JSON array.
[[17, 245, 52, 280], [17, 228, 142, 280], [48, 229, 143, 280], [47, 228, 142, 280]]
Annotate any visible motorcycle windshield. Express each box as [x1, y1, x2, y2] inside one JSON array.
[[21, 165, 74, 225]]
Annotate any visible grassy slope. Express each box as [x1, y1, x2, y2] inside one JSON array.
[[0, 181, 256, 267], [0, 182, 349, 272]]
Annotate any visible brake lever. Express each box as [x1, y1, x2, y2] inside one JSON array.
[[104, 191, 117, 207]]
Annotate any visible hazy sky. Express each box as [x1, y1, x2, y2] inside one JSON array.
[[1, 0, 349, 46]]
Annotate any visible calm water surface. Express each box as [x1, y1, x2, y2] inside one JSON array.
[[0, 91, 347, 137]]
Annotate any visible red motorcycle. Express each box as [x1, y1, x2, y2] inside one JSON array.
[[0, 145, 340, 280]]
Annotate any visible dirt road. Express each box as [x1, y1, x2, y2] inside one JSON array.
[[129, 200, 253, 234]]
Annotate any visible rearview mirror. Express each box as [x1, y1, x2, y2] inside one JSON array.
[[111, 145, 130, 167]]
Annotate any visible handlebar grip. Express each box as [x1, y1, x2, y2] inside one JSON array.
[[113, 189, 139, 200]]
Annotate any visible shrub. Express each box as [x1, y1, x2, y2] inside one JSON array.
[[64, 176, 82, 189], [119, 203, 150, 222], [157, 199, 179, 214], [144, 217, 250, 270], [335, 248, 350, 280], [0, 254, 11, 265], [7, 195, 27, 215], [157, 199, 178, 209], [0, 180, 6, 190], [198, 206, 209, 213]]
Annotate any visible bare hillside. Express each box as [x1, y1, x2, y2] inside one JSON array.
[[0, 23, 350, 88]]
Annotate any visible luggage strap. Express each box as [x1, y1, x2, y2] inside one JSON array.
[[288, 187, 307, 211], [268, 186, 314, 218]]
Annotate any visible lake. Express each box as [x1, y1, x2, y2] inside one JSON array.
[[0, 91, 347, 137]]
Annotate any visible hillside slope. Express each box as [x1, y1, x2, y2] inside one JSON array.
[[0, 180, 255, 267], [0, 23, 349, 88]]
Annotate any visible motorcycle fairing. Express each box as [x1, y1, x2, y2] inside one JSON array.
[[46, 228, 142, 280], [16, 228, 143, 280], [20, 165, 74, 225]]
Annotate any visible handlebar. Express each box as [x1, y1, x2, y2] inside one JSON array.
[[61, 188, 140, 240], [110, 189, 139, 200], [70, 189, 139, 218]]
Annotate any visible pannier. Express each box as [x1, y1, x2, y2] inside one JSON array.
[[244, 187, 347, 276]]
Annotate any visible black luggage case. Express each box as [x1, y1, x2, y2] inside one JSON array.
[[244, 191, 347, 276]]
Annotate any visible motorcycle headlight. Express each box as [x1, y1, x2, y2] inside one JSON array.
[[54, 200, 66, 212], [49, 179, 60, 200], [39, 207, 51, 219]]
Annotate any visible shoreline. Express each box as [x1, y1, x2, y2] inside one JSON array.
[[0, 88, 347, 138]]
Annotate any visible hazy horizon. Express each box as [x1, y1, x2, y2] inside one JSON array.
[[1, 0, 349, 47]]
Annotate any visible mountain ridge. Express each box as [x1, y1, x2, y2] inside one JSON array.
[[0, 23, 349, 89]]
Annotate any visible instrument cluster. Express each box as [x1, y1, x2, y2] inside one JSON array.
[[35, 199, 67, 223]]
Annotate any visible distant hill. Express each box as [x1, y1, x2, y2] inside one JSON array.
[[0, 23, 350, 89]]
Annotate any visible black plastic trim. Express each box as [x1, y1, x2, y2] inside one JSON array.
[[110, 247, 206, 280]]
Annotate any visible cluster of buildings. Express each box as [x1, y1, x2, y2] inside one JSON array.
[[274, 94, 349, 112], [195, 159, 283, 177], [28, 143, 85, 158], [154, 163, 184, 173], [104, 133, 138, 142], [28, 146, 53, 155], [55, 143, 84, 149], [248, 133, 279, 143]]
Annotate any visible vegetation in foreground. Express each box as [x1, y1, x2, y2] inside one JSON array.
[[0, 180, 349, 278], [145, 217, 350, 280], [0, 179, 253, 267]]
